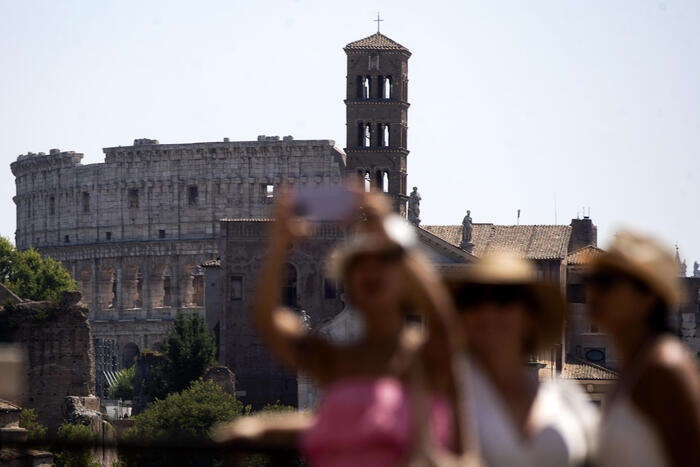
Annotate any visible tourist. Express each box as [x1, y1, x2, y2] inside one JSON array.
[[586, 231, 700, 467], [445, 253, 598, 467], [250, 189, 471, 466]]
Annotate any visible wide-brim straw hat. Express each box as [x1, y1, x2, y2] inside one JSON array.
[[443, 252, 566, 350], [587, 230, 682, 309], [326, 214, 418, 281]]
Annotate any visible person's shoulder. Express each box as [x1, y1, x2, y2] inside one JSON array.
[[645, 336, 699, 382], [634, 336, 700, 407]]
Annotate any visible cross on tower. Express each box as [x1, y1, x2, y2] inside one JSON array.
[[374, 12, 383, 33]]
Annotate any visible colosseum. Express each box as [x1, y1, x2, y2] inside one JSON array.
[[11, 136, 346, 389]]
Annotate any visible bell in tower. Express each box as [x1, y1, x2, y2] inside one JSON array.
[[343, 31, 411, 215]]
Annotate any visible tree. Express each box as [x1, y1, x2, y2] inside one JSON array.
[[122, 379, 246, 466], [108, 366, 135, 401], [0, 236, 76, 302], [53, 423, 100, 467], [18, 408, 47, 442], [159, 312, 216, 396]]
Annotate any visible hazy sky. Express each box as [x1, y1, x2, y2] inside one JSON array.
[[1, 1, 698, 270]]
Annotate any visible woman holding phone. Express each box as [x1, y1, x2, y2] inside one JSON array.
[[252, 188, 472, 466]]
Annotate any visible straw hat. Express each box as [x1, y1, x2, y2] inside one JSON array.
[[443, 252, 566, 350], [588, 230, 682, 308]]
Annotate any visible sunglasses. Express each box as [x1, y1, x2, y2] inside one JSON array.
[[453, 285, 530, 311], [585, 272, 648, 293]]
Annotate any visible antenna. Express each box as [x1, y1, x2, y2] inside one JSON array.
[[553, 193, 558, 224], [517, 209, 521, 225]]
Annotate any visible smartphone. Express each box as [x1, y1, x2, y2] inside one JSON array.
[[292, 186, 358, 222]]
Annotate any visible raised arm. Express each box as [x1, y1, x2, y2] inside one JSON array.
[[252, 193, 336, 381], [400, 252, 468, 454]]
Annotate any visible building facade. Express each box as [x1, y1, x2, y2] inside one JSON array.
[[11, 137, 345, 382]]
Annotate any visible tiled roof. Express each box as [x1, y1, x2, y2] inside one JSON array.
[[567, 245, 605, 265], [561, 356, 618, 381], [344, 33, 409, 52], [421, 224, 572, 260]]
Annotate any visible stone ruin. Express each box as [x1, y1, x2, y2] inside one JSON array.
[[0, 288, 95, 432]]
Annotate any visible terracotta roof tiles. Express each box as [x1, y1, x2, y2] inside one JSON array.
[[421, 224, 572, 260], [344, 33, 410, 52]]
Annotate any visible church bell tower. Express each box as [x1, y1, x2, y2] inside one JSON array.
[[344, 31, 411, 215]]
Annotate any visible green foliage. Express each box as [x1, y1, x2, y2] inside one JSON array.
[[122, 379, 245, 466], [53, 423, 100, 467], [108, 366, 135, 400], [260, 402, 296, 413], [18, 408, 46, 442], [148, 313, 217, 400], [0, 236, 76, 303]]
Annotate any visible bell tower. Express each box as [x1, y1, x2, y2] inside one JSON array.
[[344, 32, 411, 215]]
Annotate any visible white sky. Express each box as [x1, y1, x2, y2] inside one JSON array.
[[1, 0, 698, 270]]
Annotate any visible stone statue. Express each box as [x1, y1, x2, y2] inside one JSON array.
[[694, 261, 700, 278], [461, 210, 473, 245], [681, 260, 687, 277], [408, 187, 421, 226]]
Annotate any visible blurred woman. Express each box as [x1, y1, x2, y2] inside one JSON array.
[[586, 231, 700, 467], [446, 253, 598, 467], [252, 190, 469, 466]]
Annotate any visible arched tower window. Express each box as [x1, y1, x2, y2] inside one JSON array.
[[383, 172, 389, 193], [364, 172, 371, 192]]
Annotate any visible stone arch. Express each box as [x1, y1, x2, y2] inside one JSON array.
[[97, 265, 117, 310], [121, 342, 140, 368], [78, 266, 93, 307], [181, 263, 204, 307], [123, 264, 143, 309], [150, 264, 172, 308]]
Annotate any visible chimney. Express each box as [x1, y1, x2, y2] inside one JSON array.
[[569, 216, 597, 252]]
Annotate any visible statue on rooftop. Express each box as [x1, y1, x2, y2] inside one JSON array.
[[408, 187, 421, 226], [694, 261, 699, 278], [460, 210, 473, 251]]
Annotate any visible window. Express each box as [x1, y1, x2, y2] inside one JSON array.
[[64, 235, 70, 243], [263, 184, 275, 202], [49, 196, 55, 215], [230, 275, 243, 301], [188, 185, 199, 206], [128, 188, 139, 208], [585, 348, 605, 364], [566, 284, 586, 303], [82, 192, 90, 213], [158, 229, 166, 239], [324, 278, 337, 299], [106, 232, 112, 241], [368, 54, 379, 70], [385, 76, 392, 99]]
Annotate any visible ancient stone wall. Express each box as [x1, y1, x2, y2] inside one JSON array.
[[218, 219, 346, 408], [10, 138, 346, 375], [0, 292, 95, 432]]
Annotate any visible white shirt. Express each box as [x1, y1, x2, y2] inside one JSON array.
[[461, 358, 598, 467], [598, 396, 668, 467]]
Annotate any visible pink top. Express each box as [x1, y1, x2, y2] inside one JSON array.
[[300, 377, 452, 467]]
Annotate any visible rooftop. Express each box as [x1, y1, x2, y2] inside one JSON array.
[[344, 33, 410, 53], [421, 224, 572, 260]]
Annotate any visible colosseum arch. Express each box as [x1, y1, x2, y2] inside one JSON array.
[[149, 264, 173, 308], [97, 266, 117, 310], [122, 264, 143, 309], [78, 266, 93, 307], [181, 263, 204, 307]]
